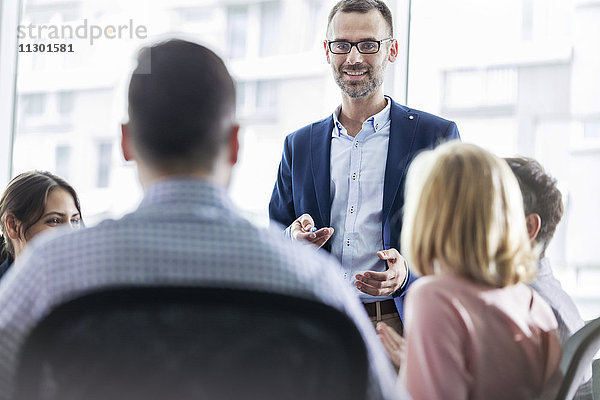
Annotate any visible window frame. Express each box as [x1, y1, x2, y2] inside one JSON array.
[[0, 0, 21, 187]]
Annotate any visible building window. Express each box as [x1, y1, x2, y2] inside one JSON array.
[[176, 7, 212, 24], [236, 82, 247, 115], [305, 0, 324, 51], [96, 141, 112, 188], [584, 120, 600, 139], [236, 80, 279, 118], [259, 1, 281, 57], [58, 91, 74, 115], [521, 0, 534, 41], [22, 93, 46, 116], [55, 145, 71, 180], [443, 67, 517, 110], [227, 6, 248, 59], [256, 80, 278, 113]]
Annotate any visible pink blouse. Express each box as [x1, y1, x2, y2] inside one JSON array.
[[402, 274, 562, 400]]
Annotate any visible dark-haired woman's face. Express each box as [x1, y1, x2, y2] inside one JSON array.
[[25, 188, 82, 241]]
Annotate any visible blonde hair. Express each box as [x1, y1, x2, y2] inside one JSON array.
[[401, 141, 537, 287]]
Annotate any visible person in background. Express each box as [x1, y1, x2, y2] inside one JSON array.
[[269, 0, 459, 333], [380, 141, 562, 399], [0, 171, 82, 278], [0, 39, 404, 400], [506, 156, 592, 399]]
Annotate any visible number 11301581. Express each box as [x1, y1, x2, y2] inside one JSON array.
[[19, 43, 74, 53]]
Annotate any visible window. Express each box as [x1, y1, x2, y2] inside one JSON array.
[[521, 0, 534, 40], [256, 80, 278, 113], [442, 67, 517, 112], [176, 7, 212, 24], [58, 91, 74, 116], [227, 6, 248, 59], [305, 0, 325, 51], [96, 141, 112, 188], [55, 145, 71, 180], [236, 82, 247, 115], [236, 80, 279, 119], [584, 120, 600, 139], [259, 2, 281, 57], [22, 93, 46, 116]]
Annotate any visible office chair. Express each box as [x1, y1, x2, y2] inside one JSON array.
[[555, 316, 600, 400], [14, 287, 369, 400], [593, 358, 600, 400]]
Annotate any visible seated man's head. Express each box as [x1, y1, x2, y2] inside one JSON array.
[[122, 39, 238, 186], [504, 157, 564, 258]]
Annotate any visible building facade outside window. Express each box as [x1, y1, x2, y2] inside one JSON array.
[[6, 0, 599, 317]]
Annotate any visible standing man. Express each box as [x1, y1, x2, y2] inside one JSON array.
[[0, 39, 403, 400], [269, 0, 460, 331]]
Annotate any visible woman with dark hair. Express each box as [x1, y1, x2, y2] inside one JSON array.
[[0, 171, 83, 278]]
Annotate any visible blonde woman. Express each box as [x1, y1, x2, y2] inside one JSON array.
[[378, 141, 562, 399]]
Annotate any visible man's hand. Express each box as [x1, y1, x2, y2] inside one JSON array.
[[354, 248, 408, 296], [289, 213, 334, 248], [376, 322, 405, 368]]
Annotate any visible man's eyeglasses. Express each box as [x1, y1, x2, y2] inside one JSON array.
[[327, 38, 393, 54]]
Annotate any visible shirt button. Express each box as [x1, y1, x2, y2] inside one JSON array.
[[375, 123, 379, 129], [346, 239, 350, 246], [351, 172, 357, 180], [354, 141, 359, 148], [350, 206, 355, 213]]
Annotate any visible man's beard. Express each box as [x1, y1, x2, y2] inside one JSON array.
[[333, 63, 385, 98]]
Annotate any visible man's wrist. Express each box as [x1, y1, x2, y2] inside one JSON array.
[[396, 262, 409, 292]]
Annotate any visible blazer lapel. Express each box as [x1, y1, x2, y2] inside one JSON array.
[[382, 102, 419, 226], [310, 118, 334, 227]]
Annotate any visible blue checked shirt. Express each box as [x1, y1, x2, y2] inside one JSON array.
[[0, 179, 406, 400]]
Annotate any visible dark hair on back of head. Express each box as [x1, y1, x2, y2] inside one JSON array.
[[327, 0, 394, 37], [504, 157, 563, 255], [0, 171, 82, 261], [127, 39, 236, 173]]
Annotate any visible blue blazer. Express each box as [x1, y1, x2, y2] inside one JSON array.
[[269, 98, 460, 319]]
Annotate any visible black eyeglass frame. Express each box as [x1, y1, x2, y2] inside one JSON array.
[[326, 38, 394, 54]]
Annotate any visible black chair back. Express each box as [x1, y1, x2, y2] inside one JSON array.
[[15, 287, 369, 400], [556, 316, 600, 400], [592, 358, 600, 399]]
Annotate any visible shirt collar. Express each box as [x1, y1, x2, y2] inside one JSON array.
[[332, 96, 392, 138], [140, 178, 234, 211], [538, 257, 551, 276]]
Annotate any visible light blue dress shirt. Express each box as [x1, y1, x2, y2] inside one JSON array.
[[330, 97, 392, 303]]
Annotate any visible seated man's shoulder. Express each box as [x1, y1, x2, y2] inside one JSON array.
[[252, 224, 341, 270]]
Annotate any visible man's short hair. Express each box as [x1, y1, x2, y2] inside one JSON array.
[[327, 0, 394, 37], [127, 39, 236, 173], [505, 157, 564, 254]]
